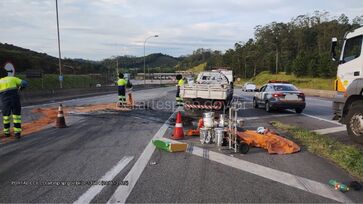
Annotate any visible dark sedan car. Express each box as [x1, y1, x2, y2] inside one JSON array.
[[253, 81, 306, 113]]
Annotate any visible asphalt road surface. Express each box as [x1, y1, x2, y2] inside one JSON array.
[[0, 87, 362, 203]]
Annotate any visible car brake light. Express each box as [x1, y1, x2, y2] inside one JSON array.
[[298, 92, 305, 97], [272, 92, 285, 97]]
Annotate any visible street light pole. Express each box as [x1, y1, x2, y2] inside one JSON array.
[[55, 0, 63, 88], [275, 46, 278, 74], [275, 36, 279, 74], [143, 35, 159, 85]]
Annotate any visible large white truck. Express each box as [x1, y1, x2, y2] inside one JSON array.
[[331, 26, 363, 144], [180, 69, 234, 114]]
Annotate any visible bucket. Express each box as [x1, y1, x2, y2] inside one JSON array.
[[203, 112, 215, 128], [200, 127, 213, 144], [214, 128, 225, 146], [200, 127, 208, 144]]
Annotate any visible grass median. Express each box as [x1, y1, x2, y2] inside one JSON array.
[[251, 71, 335, 90], [271, 121, 363, 180]]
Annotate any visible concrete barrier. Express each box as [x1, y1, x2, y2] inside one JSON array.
[[19, 83, 173, 106]]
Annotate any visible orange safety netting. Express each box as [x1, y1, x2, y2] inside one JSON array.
[[237, 130, 300, 154]]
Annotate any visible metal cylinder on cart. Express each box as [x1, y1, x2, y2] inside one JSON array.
[[219, 114, 226, 127], [214, 128, 225, 146], [200, 127, 214, 144], [203, 112, 215, 128]]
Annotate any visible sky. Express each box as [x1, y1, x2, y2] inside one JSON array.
[[0, 0, 362, 60]]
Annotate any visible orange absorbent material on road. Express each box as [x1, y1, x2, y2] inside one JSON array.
[[237, 130, 300, 154], [22, 103, 118, 136], [23, 108, 58, 136], [72, 103, 117, 113]]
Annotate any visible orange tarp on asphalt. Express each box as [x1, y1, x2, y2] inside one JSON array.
[[237, 130, 300, 154]]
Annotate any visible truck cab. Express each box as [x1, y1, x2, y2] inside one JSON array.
[[332, 26, 363, 143]]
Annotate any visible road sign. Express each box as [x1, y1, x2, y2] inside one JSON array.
[[26, 70, 43, 78], [59, 75, 64, 82], [4, 62, 15, 76]]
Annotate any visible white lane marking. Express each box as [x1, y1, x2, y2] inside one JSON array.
[[239, 114, 292, 121], [74, 156, 134, 204], [107, 107, 181, 204], [164, 138, 352, 203], [301, 113, 342, 125], [313, 126, 346, 135]]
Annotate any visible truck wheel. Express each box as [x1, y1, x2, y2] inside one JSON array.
[[346, 101, 363, 144]]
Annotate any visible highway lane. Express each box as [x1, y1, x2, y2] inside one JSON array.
[[234, 89, 361, 148], [0, 87, 362, 203], [0, 87, 175, 203], [125, 90, 362, 203], [234, 89, 335, 120]]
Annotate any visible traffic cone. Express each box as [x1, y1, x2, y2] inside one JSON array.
[[55, 104, 67, 128], [172, 111, 184, 140]]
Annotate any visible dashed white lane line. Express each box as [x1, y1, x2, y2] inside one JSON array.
[[107, 107, 181, 204], [164, 138, 352, 203], [74, 156, 134, 204], [313, 126, 346, 135]]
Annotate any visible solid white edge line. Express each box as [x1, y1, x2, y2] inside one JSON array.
[[313, 126, 347, 135], [163, 138, 352, 203], [74, 156, 134, 204], [239, 114, 292, 121], [301, 113, 342, 125], [107, 107, 181, 204]]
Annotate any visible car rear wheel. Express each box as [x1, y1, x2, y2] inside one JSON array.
[[253, 98, 259, 108], [346, 101, 363, 144], [295, 108, 303, 113], [265, 101, 271, 112]]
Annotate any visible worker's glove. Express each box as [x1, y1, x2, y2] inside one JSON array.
[[19, 80, 28, 91]]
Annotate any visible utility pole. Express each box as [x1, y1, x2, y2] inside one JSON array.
[[55, 0, 63, 88], [244, 57, 247, 79], [116, 57, 119, 76], [275, 46, 279, 74]]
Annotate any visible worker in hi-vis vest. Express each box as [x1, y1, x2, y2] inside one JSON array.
[[117, 73, 127, 104], [0, 68, 28, 139], [175, 74, 184, 106]]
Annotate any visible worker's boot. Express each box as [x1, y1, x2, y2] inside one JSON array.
[[14, 133, 21, 139]]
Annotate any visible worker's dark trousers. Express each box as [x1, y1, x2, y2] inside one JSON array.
[[176, 86, 183, 106], [118, 86, 126, 104], [1, 94, 22, 135]]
